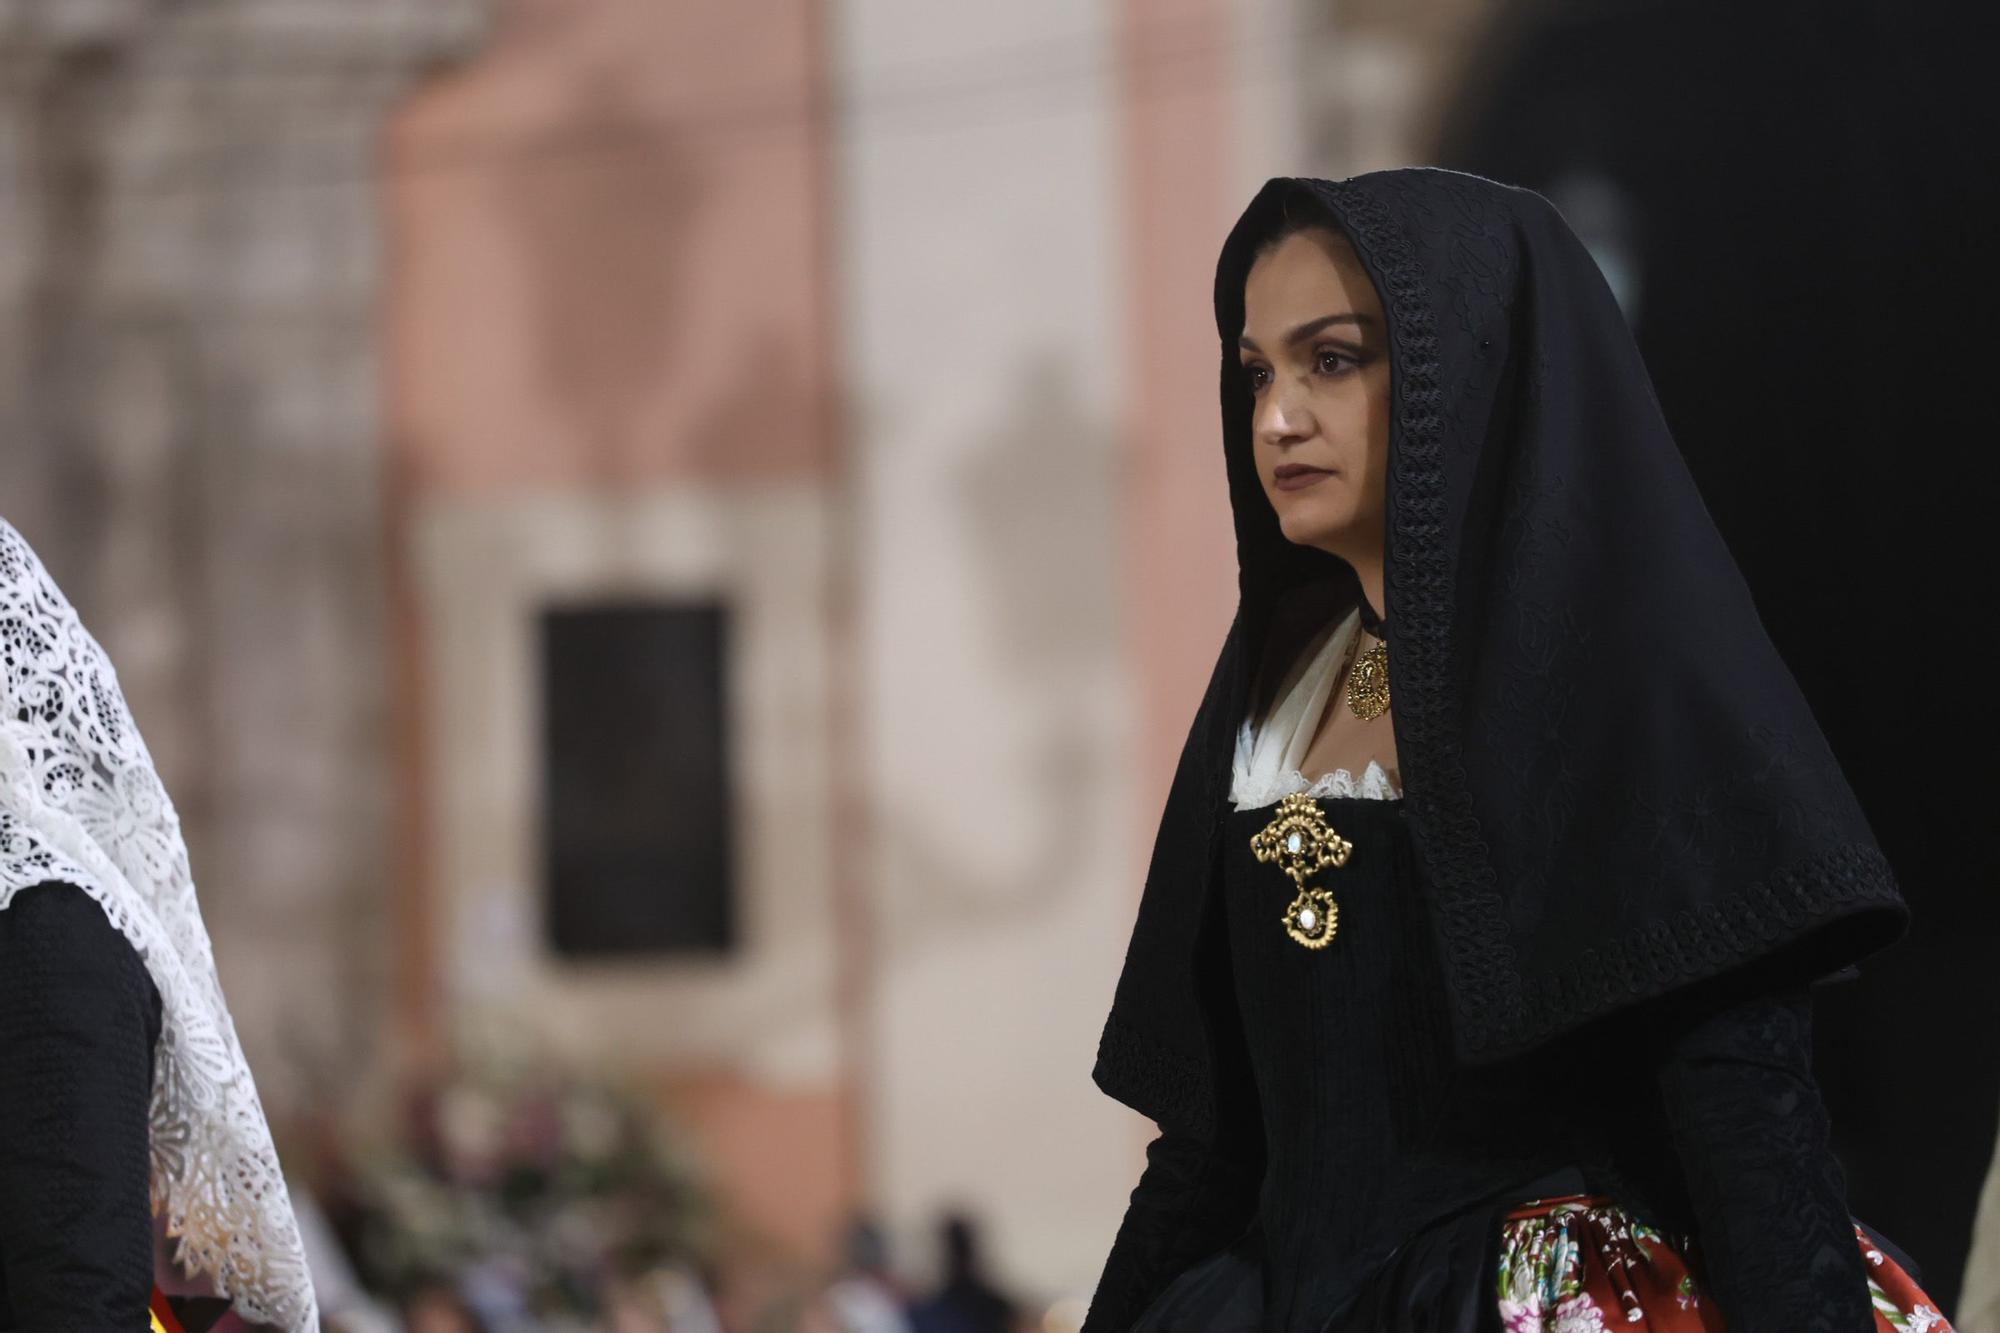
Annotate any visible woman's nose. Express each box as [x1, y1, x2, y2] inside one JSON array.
[[1257, 382, 1311, 443]]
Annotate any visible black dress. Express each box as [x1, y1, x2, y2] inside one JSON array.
[[1085, 169, 1941, 1333], [1087, 792, 1901, 1333], [0, 881, 162, 1332]]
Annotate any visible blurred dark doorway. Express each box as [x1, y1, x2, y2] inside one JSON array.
[[1435, 0, 2000, 1309], [542, 601, 736, 959]]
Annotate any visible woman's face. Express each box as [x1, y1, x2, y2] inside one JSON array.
[[1238, 227, 1391, 560]]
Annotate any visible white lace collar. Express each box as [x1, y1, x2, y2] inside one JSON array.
[[1230, 605, 1404, 810], [0, 521, 317, 1332]]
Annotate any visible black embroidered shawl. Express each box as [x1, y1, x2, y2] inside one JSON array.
[[1092, 169, 1908, 1141]]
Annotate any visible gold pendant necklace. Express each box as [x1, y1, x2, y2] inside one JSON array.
[[1344, 610, 1390, 721], [1250, 793, 1353, 949]]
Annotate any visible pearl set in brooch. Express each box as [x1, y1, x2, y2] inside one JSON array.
[[1249, 792, 1354, 949]]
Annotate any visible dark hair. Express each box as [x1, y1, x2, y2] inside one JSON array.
[[1234, 184, 1369, 723], [1247, 567, 1364, 724], [1253, 187, 1349, 265]]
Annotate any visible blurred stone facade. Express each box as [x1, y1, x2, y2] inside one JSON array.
[[0, 0, 1481, 1304], [0, 0, 485, 1120], [382, 0, 857, 1263]]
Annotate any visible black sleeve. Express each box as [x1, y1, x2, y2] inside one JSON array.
[[1079, 1127, 1260, 1333], [1086, 882, 1263, 1333], [0, 880, 163, 1333], [1650, 982, 1875, 1333]]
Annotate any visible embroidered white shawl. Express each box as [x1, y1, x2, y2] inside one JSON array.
[[1230, 604, 1403, 810], [0, 520, 317, 1332]]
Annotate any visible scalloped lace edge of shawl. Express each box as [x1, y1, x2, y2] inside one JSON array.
[[1231, 755, 1404, 809]]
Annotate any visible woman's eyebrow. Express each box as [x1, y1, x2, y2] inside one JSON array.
[[1239, 312, 1376, 353]]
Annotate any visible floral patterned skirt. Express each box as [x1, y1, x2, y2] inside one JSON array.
[[1498, 1193, 1950, 1331], [1129, 1189, 1953, 1332]]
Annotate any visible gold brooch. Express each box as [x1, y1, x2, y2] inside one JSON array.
[[1345, 636, 1390, 720], [1250, 793, 1353, 949]]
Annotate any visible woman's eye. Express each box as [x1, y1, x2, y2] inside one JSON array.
[[1243, 365, 1270, 393], [1315, 347, 1357, 375]]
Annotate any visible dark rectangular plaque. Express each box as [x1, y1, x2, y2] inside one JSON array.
[[540, 601, 734, 958]]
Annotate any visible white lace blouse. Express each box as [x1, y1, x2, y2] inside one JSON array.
[[1230, 605, 1404, 810]]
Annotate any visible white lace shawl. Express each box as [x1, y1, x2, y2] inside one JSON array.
[[1231, 604, 1403, 810], [0, 520, 318, 1332]]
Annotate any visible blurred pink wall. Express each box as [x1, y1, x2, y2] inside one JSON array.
[[1121, 0, 1241, 817], [385, 0, 835, 492], [382, 0, 851, 1264]]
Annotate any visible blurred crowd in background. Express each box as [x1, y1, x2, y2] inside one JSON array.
[[293, 1051, 1035, 1332], [1, 0, 1996, 1329]]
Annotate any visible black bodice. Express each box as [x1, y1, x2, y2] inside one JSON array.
[[1219, 794, 1614, 1330], [0, 881, 161, 1332], [1086, 786, 1882, 1333]]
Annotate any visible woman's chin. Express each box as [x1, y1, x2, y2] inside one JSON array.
[[1276, 505, 1356, 552]]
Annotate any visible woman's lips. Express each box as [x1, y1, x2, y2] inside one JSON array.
[[1272, 464, 1336, 491]]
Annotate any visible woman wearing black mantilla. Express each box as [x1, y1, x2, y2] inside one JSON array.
[[1083, 171, 1951, 1331]]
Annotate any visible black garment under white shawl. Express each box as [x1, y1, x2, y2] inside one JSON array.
[[0, 520, 318, 1332], [1092, 169, 1907, 1142]]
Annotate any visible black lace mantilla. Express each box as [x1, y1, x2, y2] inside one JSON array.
[[1092, 168, 1909, 1139], [1311, 172, 1905, 1062]]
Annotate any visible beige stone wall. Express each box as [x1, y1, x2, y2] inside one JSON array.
[[834, 0, 1482, 1305], [0, 0, 483, 1124], [1288, 0, 1497, 176], [832, 0, 1144, 1299]]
